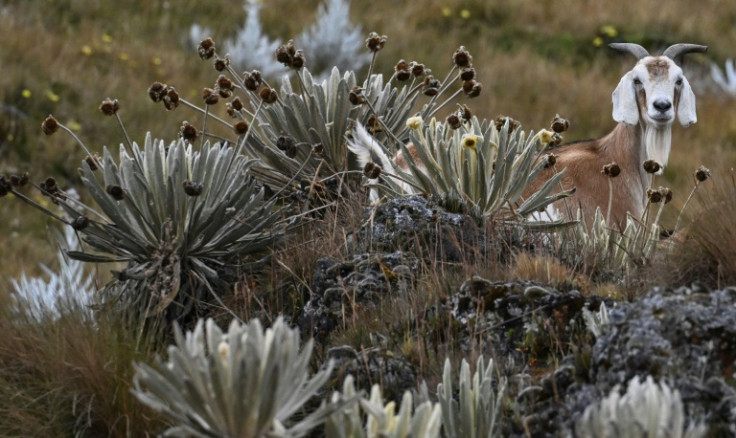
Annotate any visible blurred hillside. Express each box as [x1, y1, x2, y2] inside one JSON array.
[[1, 0, 735, 283]]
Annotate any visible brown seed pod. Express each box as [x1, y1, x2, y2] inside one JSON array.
[[411, 62, 426, 77], [366, 32, 387, 52], [198, 38, 216, 60], [460, 67, 476, 81], [72, 215, 90, 230], [183, 180, 204, 197], [148, 82, 167, 102], [213, 57, 228, 71], [243, 70, 263, 91], [99, 98, 120, 116], [551, 114, 570, 133], [258, 87, 278, 104], [602, 162, 621, 177], [452, 46, 473, 68], [446, 114, 462, 130], [363, 162, 382, 179], [647, 188, 662, 203], [180, 121, 199, 141], [42, 116, 59, 135], [85, 155, 99, 171], [106, 184, 125, 200], [202, 88, 219, 105], [545, 153, 559, 169], [163, 87, 180, 110], [695, 165, 711, 182], [643, 160, 661, 174], [233, 121, 249, 136]]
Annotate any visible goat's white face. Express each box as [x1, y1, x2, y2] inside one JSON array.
[[612, 56, 697, 128]]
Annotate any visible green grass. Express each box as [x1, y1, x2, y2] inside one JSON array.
[[1, 0, 736, 434]]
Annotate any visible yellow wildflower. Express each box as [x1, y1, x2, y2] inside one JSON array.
[[460, 9, 471, 19], [442, 7, 452, 17], [600, 25, 618, 38], [81, 45, 93, 56], [406, 116, 424, 131], [45, 90, 60, 103], [21, 89, 32, 98], [102, 33, 113, 44], [461, 133, 481, 150]]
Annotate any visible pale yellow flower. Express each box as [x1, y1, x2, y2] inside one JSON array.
[[81, 45, 93, 56], [460, 9, 471, 19], [461, 133, 481, 150], [406, 116, 424, 131], [21, 89, 32, 98]]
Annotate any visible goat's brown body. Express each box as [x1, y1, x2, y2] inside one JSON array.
[[524, 123, 649, 230]]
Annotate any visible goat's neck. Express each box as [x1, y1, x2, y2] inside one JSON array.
[[602, 123, 651, 195]]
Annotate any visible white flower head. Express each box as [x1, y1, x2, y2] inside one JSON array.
[[406, 116, 424, 131]]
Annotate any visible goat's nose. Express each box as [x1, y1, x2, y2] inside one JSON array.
[[653, 99, 672, 112]]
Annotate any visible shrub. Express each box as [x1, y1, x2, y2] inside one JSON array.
[[132, 317, 338, 437]]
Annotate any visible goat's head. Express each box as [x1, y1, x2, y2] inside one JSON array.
[[611, 43, 706, 128]]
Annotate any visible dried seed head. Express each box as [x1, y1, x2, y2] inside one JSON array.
[[44, 177, 57, 192], [411, 62, 426, 77], [661, 187, 673, 204], [459, 67, 476, 81], [452, 46, 473, 68], [244, 70, 262, 91], [275, 41, 301, 68], [551, 114, 569, 133], [422, 76, 441, 96], [446, 113, 462, 129], [148, 82, 167, 102], [695, 165, 711, 182], [366, 32, 387, 52], [214, 57, 228, 71], [460, 105, 473, 121], [494, 115, 520, 133], [544, 153, 558, 168], [98, 98, 120, 116], [218, 88, 232, 99], [216, 75, 234, 91], [19, 172, 29, 186], [163, 87, 179, 110], [292, 51, 305, 69], [349, 86, 366, 105], [396, 69, 411, 81], [233, 120, 249, 135], [71, 215, 89, 230], [465, 81, 482, 98], [602, 162, 621, 177], [363, 161, 382, 179], [231, 97, 244, 111], [647, 188, 662, 203], [198, 38, 216, 60], [183, 180, 204, 197], [85, 155, 99, 171], [312, 143, 324, 156], [202, 88, 219, 105], [180, 121, 199, 142], [367, 115, 382, 134], [277, 135, 296, 151], [42, 116, 59, 135], [643, 160, 661, 174], [258, 87, 278, 104], [307, 180, 326, 200], [106, 185, 125, 200]]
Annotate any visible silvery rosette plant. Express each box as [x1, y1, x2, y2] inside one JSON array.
[[350, 114, 573, 222], [325, 375, 442, 438], [132, 317, 340, 437], [13, 115, 290, 324], [575, 375, 706, 438], [68, 135, 287, 322], [437, 356, 506, 438]]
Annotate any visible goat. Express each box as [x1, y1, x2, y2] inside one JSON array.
[[523, 43, 707, 230]]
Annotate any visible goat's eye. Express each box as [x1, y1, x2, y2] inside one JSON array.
[[633, 78, 642, 86], [676, 78, 683, 86]]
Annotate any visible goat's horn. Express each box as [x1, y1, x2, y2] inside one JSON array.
[[609, 43, 650, 60], [662, 43, 708, 66]]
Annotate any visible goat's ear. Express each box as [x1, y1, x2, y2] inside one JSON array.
[[612, 72, 640, 125], [677, 76, 697, 127]]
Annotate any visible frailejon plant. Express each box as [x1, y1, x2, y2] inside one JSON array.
[[10, 225, 94, 322], [9, 116, 289, 324], [168, 37, 484, 204], [437, 356, 506, 438], [325, 375, 442, 438], [349, 115, 573, 221], [575, 375, 706, 438], [132, 317, 341, 437]]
